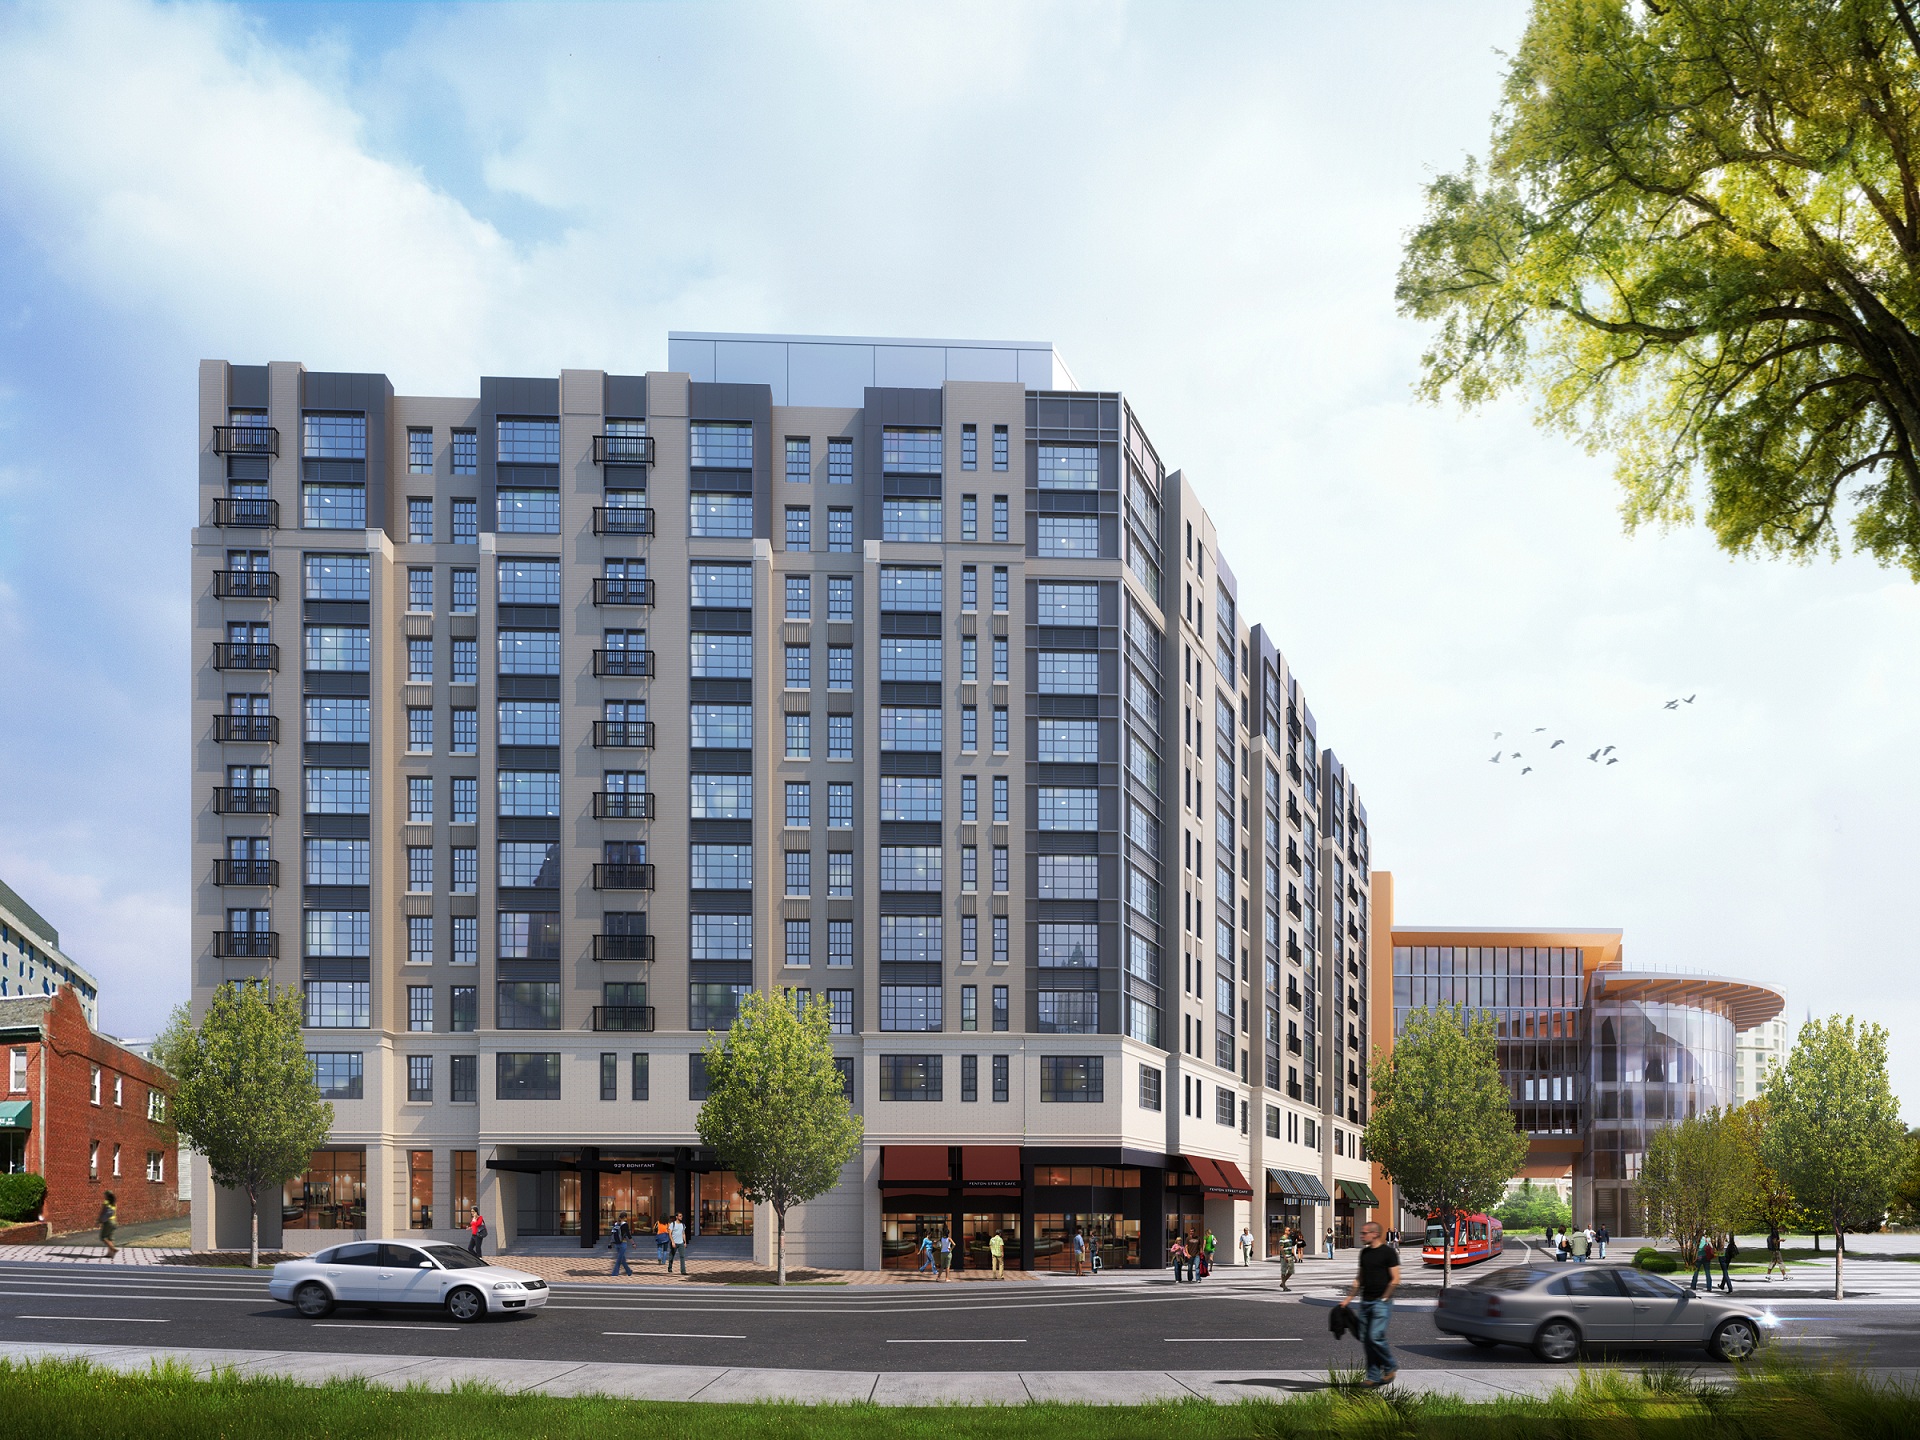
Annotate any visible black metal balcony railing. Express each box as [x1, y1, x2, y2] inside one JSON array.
[[213, 642, 279, 671], [592, 720, 655, 749], [212, 930, 279, 957], [593, 791, 656, 820], [593, 648, 656, 678], [212, 497, 280, 528], [592, 1004, 657, 1032], [592, 506, 656, 536], [1286, 843, 1301, 872], [212, 786, 279, 814], [593, 434, 656, 466], [593, 933, 656, 961], [213, 424, 280, 457], [213, 714, 279, 743], [591, 578, 655, 607], [592, 863, 656, 891], [1286, 895, 1302, 918], [212, 859, 280, 886], [213, 570, 280, 599]]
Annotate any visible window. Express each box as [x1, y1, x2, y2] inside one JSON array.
[[147, 1151, 165, 1183], [113, 1075, 123, 1107], [993, 915, 1010, 963], [962, 494, 978, 541], [828, 715, 853, 759], [497, 631, 556, 675], [880, 637, 941, 682], [498, 912, 560, 960], [992, 846, 1009, 892], [1037, 787, 1099, 831], [1038, 992, 1099, 1033], [691, 844, 752, 889], [690, 493, 753, 536], [1038, 652, 1099, 695], [1140, 1065, 1163, 1111], [304, 553, 369, 601], [407, 776, 434, 823], [304, 697, 369, 742], [1037, 582, 1100, 625], [962, 848, 978, 890], [992, 1053, 1010, 1101], [301, 481, 367, 530], [1037, 718, 1099, 762], [784, 850, 812, 896], [452, 638, 477, 684], [497, 982, 561, 1029], [305, 626, 369, 672], [879, 846, 941, 891], [1036, 445, 1098, 490], [305, 909, 370, 957], [829, 920, 853, 968], [990, 495, 1007, 542], [828, 575, 854, 620], [408, 1056, 433, 1102], [600, 1053, 619, 1102], [496, 1053, 562, 1101], [451, 497, 478, 543], [692, 633, 753, 679], [882, 500, 940, 542], [631, 1053, 650, 1101], [826, 646, 852, 689], [992, 984, 1009, 1031], [1037, 855, 1099, 899], [993, 637, 1008, 682], [785, 643, 812, 688], [406, 566, 436, 612], [449, 1054, 478, 1103], [405, 637, 433, 682], [690, 703, 751, 748], [498, 840, 558, 888], [451, 429, 477, 474], [879, 915, 941, 963], [961, 985, 978, 1031], [785, 437, 812, 483], [451, 986, 477, 1031], [784, 919, 811, 968], [147, 1087, 165, 1121], [880, 986, 942, 1031], [691, 421, 753, 468], [993, 566, 1009, 611], [498, 490, 559, 533], [880, 707, 941, 751], [690, 983, 750, 1031], [988, 423, 1008, 470], [828, 507, 853, 551], [452, 918, 478, 966], [878, 1055, 942, 1101], [498, 418, 560, 464], [828, 782, 853, 828], [90, 1066, 101, 1105], [785, 575, 811, 618], [452, 777, 478, 824], [992, 706, 1009, 752], [304, 839, 368, 885], [310, 1052, 364, 1099], [450, 708, 477, 755], [406, 707, 434, 754], [408, 497, 433, 543], [828, 852, 853, 896], [785, 506, 812, 550], [1216, 1087, 1235, 1126], [785, 780, 812, 827], [961, 706, 978, 751], [879, 776, 941, 821], [407, 986, 434, 1032], [962, 636, 978, 681], [962, 424, 978, 469], [304, 982, 370, 1029], [785, 713, 811, 758], [1041, 1056, 1103, 1102]]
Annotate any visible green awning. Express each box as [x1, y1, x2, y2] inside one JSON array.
[[0, 1099, 30, 1130], [1336, 1179, 1380, 1207]]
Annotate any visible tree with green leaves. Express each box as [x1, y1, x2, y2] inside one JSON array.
[[1636, 1108, 1754, 1258], [1892, 1127, 1920, 1226], [1762, 1016, 1906, 1299], [154, 983, 333, 1268], [1729, 1097, 1815, 1239], [1399, 0, 1920, 577], [1365, 1006, 1528, 1287], [1493, 1178, 1572, 1232], [696, 989, 864, 1285]]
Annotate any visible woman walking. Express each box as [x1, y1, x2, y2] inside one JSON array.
[[98, 1192, 118, 1259], [1279, 1228, 1296, 1292], [1765, 1226, 1787, 1280]]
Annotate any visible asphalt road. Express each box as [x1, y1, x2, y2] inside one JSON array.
[[1, 1258, 1914, 1373]]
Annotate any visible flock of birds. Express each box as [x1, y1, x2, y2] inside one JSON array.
[[1490, 696, 1696, 774]]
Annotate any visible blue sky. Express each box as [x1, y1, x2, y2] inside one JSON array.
[[0, 0, 1913, 1108]]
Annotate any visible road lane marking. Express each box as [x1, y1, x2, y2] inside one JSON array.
[[1164, 1336, 1304, 1342], [313, 1323, 462, 1332], [17, 1314, 169, 1323], [0, 1291, 261, 1303], [602, 1330, 745, 1339], [887, 1338, 1027, 1343]]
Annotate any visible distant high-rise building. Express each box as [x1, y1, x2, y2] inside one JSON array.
[[0, 876, 99, 1027], [1733, 1012, 1791, 1106]]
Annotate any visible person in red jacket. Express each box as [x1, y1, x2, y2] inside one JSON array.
[[468, 1210, 487, 1256]]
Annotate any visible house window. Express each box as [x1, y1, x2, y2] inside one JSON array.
[[408, 498, 433, 543], [828, 437, 853, 483], [828, 576, 854, 620], [829, 715, 853, 759], [992, 985, 1009, 1031], [785, 437, 812, 483], [146, 1151, 165, 1183], [785, 575, 811, 618], [993, 496, 1010, 543], [408, 1056, 433, 1102], [992, 1054, 1010, 1102], [961, 424, 977, 470], [786, 714, 811, 759], [829, 920, 853, 967], [451, 1056, 477, 1102], [90, 1066, 101, 1105], [992, 425, 1009, 470], [1140, 1065, 1163, 1111], [1041, 1056, 1104, 1103], [408, 987, 434, 1031], [785, 919, 811, 968], [828, 783, 853, 828], [828, 508, 853, 551], [407, 708, 434, 753], [961, 495, 978, 542], [962, 1054, 979, 1102], [496, 1053, 562, 1101], [451, 429, 477, 475], [785, 506, 812, 550], [878, 1055, 942, 1101]]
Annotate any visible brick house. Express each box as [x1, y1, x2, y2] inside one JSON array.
[[1, 986, 186, 1234]]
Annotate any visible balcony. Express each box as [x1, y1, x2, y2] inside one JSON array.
[[593, 434, 655, 466], [592, 863, 656, 891], [212, 930, 279, 957], [212, 859, 280, 886], [593, 933, 656, 962], [593, 648, 656, 678], [1286, 895, 1302, 918], [593, 791, 656, 820], [213, 424, 280, 457], [592, 1004, 657, 1032], [592, 720, 655, 749], [213, 570, 280, 599], [213, 714, 279, 743], [212, 497, 280, 529], [592, 578, 655, 607], [212, 786, 279, 815], [1286, 842, 1301, 872], [592, 506, 656, 536], [212, 642, 279, 671]]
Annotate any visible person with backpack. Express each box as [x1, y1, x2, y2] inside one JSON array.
[[1690, 1234, 1716, 1291], [1719, 1233, 1739, 1292], [468, 1210, 487, 1257], [1168, 1235, 1190, 1282], [656, 1218, 672, 1267], [608, 1213, 633, 1276]]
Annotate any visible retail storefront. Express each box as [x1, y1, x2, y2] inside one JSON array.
[[1333, 1179, 1378, 1248], [1265, 1167, 1328, 1254], [487, 1146, 749, 1247]]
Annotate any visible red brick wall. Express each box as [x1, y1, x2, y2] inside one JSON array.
[[5, 987, 185, 1235]]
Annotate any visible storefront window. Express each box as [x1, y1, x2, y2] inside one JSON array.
[[963, 1213, 1020, 1270], [882, 1212, 951, 1269], [284, 1148, 366, 1230], [598, 1171, 671, 1236], [452, 1151, 476, 1228], [408, 1150, 433, 1229], [698, 1170, 754, 1236], [1035, 1213, 1140, 1270], [516, 1164, 581, 1235]]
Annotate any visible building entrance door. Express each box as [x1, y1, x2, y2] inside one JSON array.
[[598, 1173, 669, 1237]]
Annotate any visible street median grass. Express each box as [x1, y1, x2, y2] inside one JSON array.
[[1, 1355, 1916, 1438]]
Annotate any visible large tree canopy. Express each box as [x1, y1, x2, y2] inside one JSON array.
[[1399, 0, 1920, 576]]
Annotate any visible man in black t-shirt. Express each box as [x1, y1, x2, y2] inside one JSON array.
[[1341, 1221, 1401, 1386]]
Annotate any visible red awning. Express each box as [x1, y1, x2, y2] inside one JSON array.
[[880, 1145, 952, 1188], [961, 1146, 1021, 1189], [1183, 1156, 1252, 1197], [1214, 1160, 1254, 1198]]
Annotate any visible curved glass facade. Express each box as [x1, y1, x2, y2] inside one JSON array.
[[1586, 989, 1736, 1235]]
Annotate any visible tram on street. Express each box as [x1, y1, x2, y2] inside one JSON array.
[[1422, 1211, 1503, 1266]]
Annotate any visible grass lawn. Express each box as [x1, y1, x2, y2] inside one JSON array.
[[2, 1356, 1916, 1440]]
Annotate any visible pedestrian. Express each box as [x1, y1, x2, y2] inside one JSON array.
[[1556, 1230, 1570, 1263], [609, 1213, 633, 1276], [1340, 1220, 1401, 1388], [98, 1192, 118, 1259], [468, 1210, 487, 1257], [1569, 1227, 1590, 1263], [1765, 1226, 1786, 1280], [1325, 1227, 1335, 1260], [939, 1228, 954, 1280], [1202, 1229, 1217, 1279], [1168, 1235, 1189, 1282], [1240, 1226, 1253, 1267], [1596, 1222, 1610, 1261], [1719, 1233, 1739, 1293], [988, 1228, 1006, 1280], [1279, 1230, 1297, 1291], [1072, 1226, 1086, 1276], [669, 1212, 688, 1275], [656, 1218, 672, 1267], [1690, 1234, 1715, 1291], [917, 1230, 936, 1278]]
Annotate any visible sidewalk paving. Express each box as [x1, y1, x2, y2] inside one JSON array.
[[14, 1340, 1914, 1405]]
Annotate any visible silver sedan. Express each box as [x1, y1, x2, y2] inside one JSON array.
[[268, 1240, 549, 1323], [1434, 1264, 1765, 1362]]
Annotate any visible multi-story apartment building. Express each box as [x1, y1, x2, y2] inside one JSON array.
[[1, 877, 100, 1026], [188, 332, 1378, 1266], [1733, 1012, 1791, 1106]]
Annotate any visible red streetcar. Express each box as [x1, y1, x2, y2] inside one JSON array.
[[1422, 1212, 1503, 1267]]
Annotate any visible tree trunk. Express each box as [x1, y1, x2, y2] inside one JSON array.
[[1834, 1221, 1845, 1301], [248, 1184, 260, 1270], [1442, 1209, 1452, 1290], [776, 1204, 786, 1286]]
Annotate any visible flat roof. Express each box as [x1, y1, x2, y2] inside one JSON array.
[[665, 331, 1080, 407]]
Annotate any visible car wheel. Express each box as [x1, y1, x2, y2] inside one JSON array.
[[445, 1286, 486, 1323], [1467, 1336, 1500, 1350], [1532, 1318, 1580, 1363], [294, 1282, 334, 1319], [1710, 1318, 1759, 1362]]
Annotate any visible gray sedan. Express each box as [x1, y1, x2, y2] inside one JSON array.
[[1434, 1265, 1765, 1363]]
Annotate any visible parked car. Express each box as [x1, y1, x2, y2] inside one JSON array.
[[1434, 1264, 1764, 1362], [268, 1240, 548, 1323]]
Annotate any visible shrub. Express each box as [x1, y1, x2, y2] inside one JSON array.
[[1634, 1245, 1659, 1264], [1638, 1251, 1680, 1274], [0, 1172, 47, 1221]]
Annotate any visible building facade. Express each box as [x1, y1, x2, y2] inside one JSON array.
[[0, 986, 186, 1232], [1, 877, 100, 1026], [1375, 890, 1784, 1236], [188, 333, 1378, 1265], [1732, 1013, 1791, 1106]]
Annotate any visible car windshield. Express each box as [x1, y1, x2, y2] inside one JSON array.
[[1469, 1266, 1548, 1291], [1425, 1223, 1449, 1247], [423, 1244, 490, 1270]]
